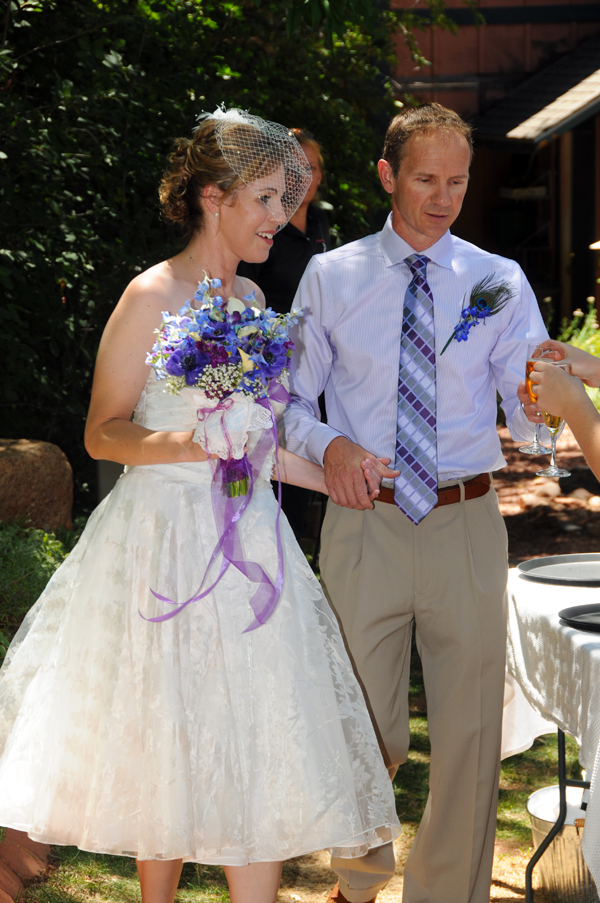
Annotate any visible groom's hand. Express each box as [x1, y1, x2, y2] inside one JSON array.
[[324, 436, 399, 510]]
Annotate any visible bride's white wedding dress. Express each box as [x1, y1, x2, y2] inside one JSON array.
[[0, 373, 400, 865]]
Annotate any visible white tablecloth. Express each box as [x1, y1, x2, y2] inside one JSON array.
[[503, 567, 600, 888]]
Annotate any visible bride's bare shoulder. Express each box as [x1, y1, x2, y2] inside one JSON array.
[[123, 261, 177, 305], [114, 260, 193, 324]]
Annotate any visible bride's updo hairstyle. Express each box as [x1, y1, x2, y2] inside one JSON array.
[[159, 108, 312, 236], [159, 118, 247, 235]]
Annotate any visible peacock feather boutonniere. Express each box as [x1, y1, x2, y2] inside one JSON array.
[[440, 275, 516, 355]]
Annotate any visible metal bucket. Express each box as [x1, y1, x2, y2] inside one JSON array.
[[527, 785, 599, 903]]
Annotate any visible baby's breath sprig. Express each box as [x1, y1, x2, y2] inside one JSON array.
[[197, 362, 243, 400], [165, 376, 187, 395]]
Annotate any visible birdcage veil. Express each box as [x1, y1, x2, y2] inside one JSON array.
[[198, 107, 312, 230]]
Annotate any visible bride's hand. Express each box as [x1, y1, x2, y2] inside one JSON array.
[[361, 457, 399, 502]]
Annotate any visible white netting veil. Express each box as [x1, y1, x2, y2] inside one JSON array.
[[199, 107, 312, 229]]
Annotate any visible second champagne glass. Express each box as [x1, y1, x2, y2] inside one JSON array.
[[536, 405, 570, 478], [525, 348, 571, 478]]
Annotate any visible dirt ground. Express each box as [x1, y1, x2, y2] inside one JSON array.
[[277, 841, 546, 902], [494, 424, 600, 564], [279, 427, 597, 902]]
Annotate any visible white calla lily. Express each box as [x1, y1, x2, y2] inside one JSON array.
[[237, 324, 259, 339], [238, 349, 256, 373], [226, 296, 247, 315]]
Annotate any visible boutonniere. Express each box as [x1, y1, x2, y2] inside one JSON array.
[[440, 275, 516, 355]]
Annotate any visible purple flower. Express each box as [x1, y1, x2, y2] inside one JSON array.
[[203, 320, 235, 342], [256, 340, 288, 378], [165, 338, 210, 385], [207, 343, 229, 366]]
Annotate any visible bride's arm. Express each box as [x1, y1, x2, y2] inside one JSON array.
[[84, 273, 209, 466], [274, 447, 328, 493], [274, 447, 383, 500]]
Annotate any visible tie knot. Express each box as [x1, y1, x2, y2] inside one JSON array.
[[405, 254, 429, 278]]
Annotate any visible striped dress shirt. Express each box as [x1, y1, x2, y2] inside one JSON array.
[[283, 215, 548, 482]]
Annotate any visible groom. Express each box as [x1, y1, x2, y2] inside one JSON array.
[[283, 103, 547, 903]]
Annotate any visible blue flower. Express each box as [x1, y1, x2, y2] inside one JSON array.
[[194, 282, 210, 304], [165, 337, 210, 385], [202, 319, 235, 342], [255, 340, 288, 378], [455, 321, 472, 342]]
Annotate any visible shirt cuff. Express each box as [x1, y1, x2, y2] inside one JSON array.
[[307, 424, 347, 466], [509, 401, 537, 443]]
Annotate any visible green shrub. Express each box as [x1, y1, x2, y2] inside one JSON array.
[[0, 520, 84, 662], [558, 299, 600, 411]]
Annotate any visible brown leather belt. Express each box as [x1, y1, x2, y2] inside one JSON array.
[[376, 473, 492, 508]]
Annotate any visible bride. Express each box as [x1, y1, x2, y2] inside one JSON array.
[[0, 109, 400, 903]]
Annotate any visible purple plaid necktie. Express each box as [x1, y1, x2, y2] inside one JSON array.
[[394, 254, 438, 524]]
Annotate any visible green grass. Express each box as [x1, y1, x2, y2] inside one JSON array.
[[23, 851, 231, 903], [558, 300, 600, 411], [498, 733, 581, 844], [0, 520, 84, 663]]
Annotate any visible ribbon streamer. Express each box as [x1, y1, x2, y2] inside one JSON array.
[[140, 383, 289, 632]]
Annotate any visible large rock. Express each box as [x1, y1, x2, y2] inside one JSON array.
[[0, 439, 73, 530]]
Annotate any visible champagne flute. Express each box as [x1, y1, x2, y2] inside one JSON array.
[[525, 347, 571, 478], [520, 343, 551, 454], [519, 423, 551, 455], [536, 402, 570, 478]]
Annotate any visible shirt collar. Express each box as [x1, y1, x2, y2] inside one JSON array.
[[379, 213, 454, 270]]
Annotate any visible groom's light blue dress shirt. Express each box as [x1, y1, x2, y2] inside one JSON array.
[[282, 215, 548, 483]]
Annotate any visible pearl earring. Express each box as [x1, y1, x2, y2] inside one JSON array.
[[214, 211, 219, 218]]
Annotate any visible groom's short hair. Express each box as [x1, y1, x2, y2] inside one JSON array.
[[383, 103, 473, 175]]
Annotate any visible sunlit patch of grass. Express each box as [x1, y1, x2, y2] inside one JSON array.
[[496, 732, 581, 844], [22, 850, 231, 903]]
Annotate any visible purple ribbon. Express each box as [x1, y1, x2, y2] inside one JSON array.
[[141, 381, 289, 632]]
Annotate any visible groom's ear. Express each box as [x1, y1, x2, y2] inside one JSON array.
[[377, 159, 394, 196]]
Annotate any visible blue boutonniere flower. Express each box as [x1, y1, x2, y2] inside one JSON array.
[[440, 275, 516, 355]]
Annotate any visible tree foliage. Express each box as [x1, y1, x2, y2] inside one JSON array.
[[0, 0, 449, 513]]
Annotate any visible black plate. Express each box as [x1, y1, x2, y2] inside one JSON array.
[[517, 554, 600, 587], [559, 604, 600, 633]]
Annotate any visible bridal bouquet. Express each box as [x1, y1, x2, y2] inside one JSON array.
[[147, 275, 300, 496]]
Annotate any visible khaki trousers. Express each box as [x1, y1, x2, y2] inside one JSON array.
[[322, 486, 508, 903]]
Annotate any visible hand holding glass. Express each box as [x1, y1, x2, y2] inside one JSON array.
[[519, 344, 552, 455], [525, 349, 571, 478]]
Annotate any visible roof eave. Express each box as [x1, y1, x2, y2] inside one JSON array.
[[475, 94, 600, 151]]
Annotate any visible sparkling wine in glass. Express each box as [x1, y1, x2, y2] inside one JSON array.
[[527, 357, 571, 478], [536, 407, 570, 478]]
